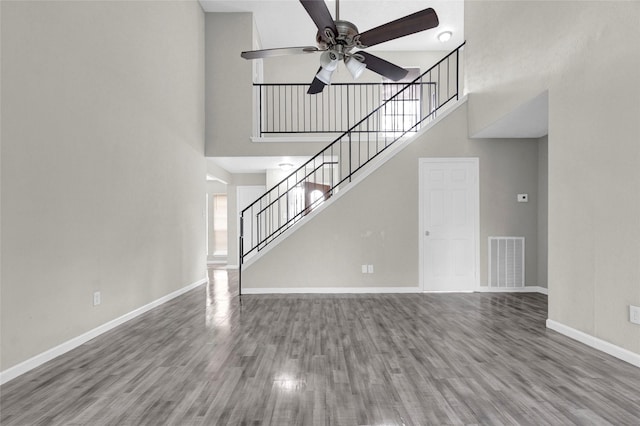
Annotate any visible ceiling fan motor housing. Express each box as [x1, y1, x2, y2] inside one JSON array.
[[316, 20, 360, 54]]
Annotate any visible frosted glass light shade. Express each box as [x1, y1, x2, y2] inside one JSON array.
[[316, 67, 334, 84], [319, 51, 339, 71], [345, 57, 366, 79]]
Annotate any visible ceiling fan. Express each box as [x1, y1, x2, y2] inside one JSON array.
[[240, 0, 439, 94]]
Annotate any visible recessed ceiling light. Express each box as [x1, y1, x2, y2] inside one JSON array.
[[278, 163, 294, 171], [438, 31, 452, 43]]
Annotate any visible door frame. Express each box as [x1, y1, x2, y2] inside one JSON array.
[[419, 157, 480, 292]]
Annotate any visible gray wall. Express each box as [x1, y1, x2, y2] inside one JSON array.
[[204, 13, 326, 158], [243, 103, 541, 289], [205, 13, 254, 157], [465, 0, 640, 355], [1, 1, 206, 371]]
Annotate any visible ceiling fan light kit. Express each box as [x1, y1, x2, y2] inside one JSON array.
[[345, 56, 366, 79], [315, 67, 335, 85], [278, 163, 294, 171], [240, 0, 441, 94], [319, 51, 339, 71]]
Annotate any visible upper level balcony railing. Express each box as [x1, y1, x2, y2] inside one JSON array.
[[254, 80, 438, 137]]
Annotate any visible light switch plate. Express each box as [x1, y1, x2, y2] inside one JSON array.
[[630, 305, 640, 325]]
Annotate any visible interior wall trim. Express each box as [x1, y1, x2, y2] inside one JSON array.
[[241, 286, 422, 294], [0, 277, 208, 386], [477, 286, 548, 295], [546, 319, 640, 369], [242, 286, 549, 295], [251, 136, 334, 143]]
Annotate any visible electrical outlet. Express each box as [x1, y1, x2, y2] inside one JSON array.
[[630, 305, 640, 325], [93, 291, 101, 306], [367, 265, 374, 274], [361, 265, 368, 274], [517, 194, 528, 202]]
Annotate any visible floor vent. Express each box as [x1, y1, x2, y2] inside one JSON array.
[[489, 237, 525, 288]]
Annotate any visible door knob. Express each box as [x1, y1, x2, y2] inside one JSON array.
[[425, 231, 430, 236]]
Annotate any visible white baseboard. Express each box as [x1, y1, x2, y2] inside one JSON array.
[[0, 277, 208, 386], [546, 319, 640, 369], [477, 286, 548, 295], [241, 286, 422, 295], [241, 285, 548, 295]]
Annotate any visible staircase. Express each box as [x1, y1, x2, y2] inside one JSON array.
[[239, 43, 465, 293]]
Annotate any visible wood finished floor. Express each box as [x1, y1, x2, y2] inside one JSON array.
[[2, 268, 640, 425]]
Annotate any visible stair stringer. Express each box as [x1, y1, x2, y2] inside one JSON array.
[[241, 96, 468, 274]]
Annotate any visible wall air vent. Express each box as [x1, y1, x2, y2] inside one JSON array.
[[489, 237, 525, 288]]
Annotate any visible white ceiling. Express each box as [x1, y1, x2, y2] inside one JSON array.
[[471, 92, 549, 139], [210, 156, 313, 174], [199, 0, 464, 52]]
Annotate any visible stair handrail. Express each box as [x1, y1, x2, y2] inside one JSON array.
[[240, 42, 465, 293]]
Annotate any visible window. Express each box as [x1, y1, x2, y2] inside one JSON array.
[[212, 194, 227, 256], [380, 68, 423, 135]]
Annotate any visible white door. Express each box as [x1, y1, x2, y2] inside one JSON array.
[[420, 158, 479, 291]]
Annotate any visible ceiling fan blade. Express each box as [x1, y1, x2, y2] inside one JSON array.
[[300, 0, 338, 42], [307, 78, 327, 94], [357, 8, 439, 48], [307, 68, 327, 94], [241, 46, 319, 60], [357, 52, 409, 81]]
